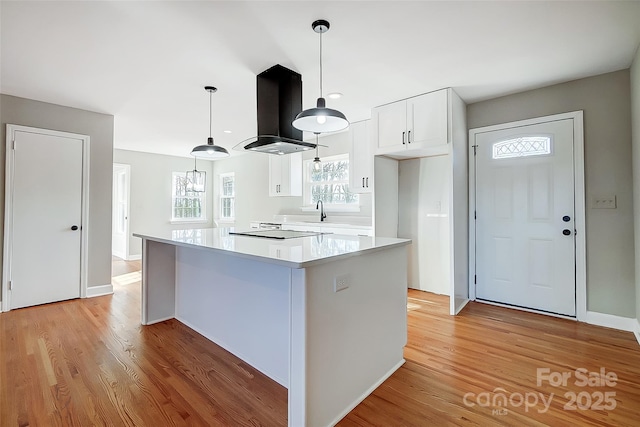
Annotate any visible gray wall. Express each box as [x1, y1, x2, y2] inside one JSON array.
[[631, 47, 640, 328], [0, 94, 114, 295], [467, 70, 635, 318], [212, 127, 373, 229], [113, 149, 215, 257]]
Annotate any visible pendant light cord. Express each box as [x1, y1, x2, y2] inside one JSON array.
[[209, 89, 213, 138], [319, 29, 323, 98]]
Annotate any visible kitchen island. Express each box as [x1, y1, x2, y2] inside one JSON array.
[[133, 228, 410, 427]]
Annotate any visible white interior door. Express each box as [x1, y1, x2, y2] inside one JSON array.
[[6, 127, 84, 309], [474, 118, 576, 316], [112, 163, 130, 259]]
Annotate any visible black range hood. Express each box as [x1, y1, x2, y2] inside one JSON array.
[[236, 65, 316, 155]]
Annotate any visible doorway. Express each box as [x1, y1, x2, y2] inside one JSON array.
[[2, 125, 90, 311], [112, 163, 130, 260], [469, 112, 586, 318]]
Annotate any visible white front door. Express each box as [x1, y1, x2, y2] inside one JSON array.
[[112, 163, 130, 259], [5, 126, 85, 309], [474, 118, 576, 316]]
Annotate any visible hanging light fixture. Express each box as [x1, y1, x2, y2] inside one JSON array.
[[312, 133, 322, 172], [191, 86, 229, 159], [292, 19, 349, 133], [185, 156, 206, 192]]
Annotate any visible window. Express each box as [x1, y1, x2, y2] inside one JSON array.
[[304, 154, 359, 207], [219, 172, 235, 221], [492, 136, 552, 159], [171, 172, 206, 222]]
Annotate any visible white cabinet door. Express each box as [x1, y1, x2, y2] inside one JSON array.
[[374, 100, 406, 151], [374, 88, 451, 157], [269, 155, 283, 196], [408, 89, 448, 148], [269, 153, 302, 197], [349, 120, 373, 194]]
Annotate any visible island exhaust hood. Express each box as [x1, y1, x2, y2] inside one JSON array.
[[235, 65, 316, 155]]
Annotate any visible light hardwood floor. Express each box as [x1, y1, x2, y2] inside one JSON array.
[[1, 259, 639, 426]]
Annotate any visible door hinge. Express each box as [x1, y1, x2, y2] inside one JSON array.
[[474, 275, 477, 284], [472, 145, 478, 155], [474, 211, 477, 220], [8, 280, 12, 290], [12, 140, 16, 150]]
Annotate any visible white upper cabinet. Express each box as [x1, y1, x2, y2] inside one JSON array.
[[373, 88, 450, 158], [269, 152, 302, 197], [349, 120, 373, 194]]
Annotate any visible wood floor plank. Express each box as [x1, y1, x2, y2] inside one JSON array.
[[2, 263, 639, 426]]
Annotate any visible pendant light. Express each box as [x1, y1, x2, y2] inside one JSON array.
[[292, 20, 349, 133], [191, 86, 229, 159], [312, 133, 322, 172], [185, 156, 206, 192]]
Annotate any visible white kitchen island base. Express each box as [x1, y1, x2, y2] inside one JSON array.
[[136, 229, 410, 427]]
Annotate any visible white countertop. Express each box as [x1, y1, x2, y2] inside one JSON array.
[[134, 228, 410, 268]]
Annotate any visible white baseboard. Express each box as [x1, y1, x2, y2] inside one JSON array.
[[635, 319, 640, 345], [584, 311, 637, 333], [86, 284, 114, 298], [127, 254, 142, 261]]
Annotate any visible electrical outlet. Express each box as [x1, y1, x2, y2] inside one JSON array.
[[334, 274, 350, 292], [591, 195, 617, 209]]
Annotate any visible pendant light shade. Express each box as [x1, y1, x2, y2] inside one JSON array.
[[191, 86, 229, 159], [293, 20, 349, 134]]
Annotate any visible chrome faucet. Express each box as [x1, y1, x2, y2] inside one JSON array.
[[316, 200, 326, 222]]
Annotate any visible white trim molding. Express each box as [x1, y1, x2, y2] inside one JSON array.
[[127, 254, 142, 261], [584, 311, 638, 333], [635, 319, 640, 345], [86, 284, 114, 298]]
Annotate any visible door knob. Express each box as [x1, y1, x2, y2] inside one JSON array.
[[71, 225, 79, 231], [562, 215, 571, 222], [562, 229, 571, 236]]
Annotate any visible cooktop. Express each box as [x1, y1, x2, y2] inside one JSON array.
[[229, 229, 326, 240]]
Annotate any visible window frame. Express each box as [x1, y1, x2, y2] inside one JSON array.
[[302, 153, 360, 213], [218, 172, 235, 223], [170, 171, 207, 223]]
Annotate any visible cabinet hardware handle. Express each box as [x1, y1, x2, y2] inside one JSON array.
[[402, 131, 406, 144], [362, 177, 365, 188], [366, 177, 369, 187], [408, 130, 411, 144]]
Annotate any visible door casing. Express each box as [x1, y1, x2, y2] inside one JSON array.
[[112, 163, 131, 260], [1, 124, 91, 312], [468, 111, 586, 321]]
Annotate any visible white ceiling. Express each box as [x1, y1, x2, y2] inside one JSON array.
[[2, 1, 640, 158]]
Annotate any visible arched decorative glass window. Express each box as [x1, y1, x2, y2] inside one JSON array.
[[492, 136, 552, 159]]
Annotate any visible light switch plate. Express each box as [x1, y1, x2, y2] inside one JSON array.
[[334, 274, 349, 292], [591, 195, 617, 209]]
